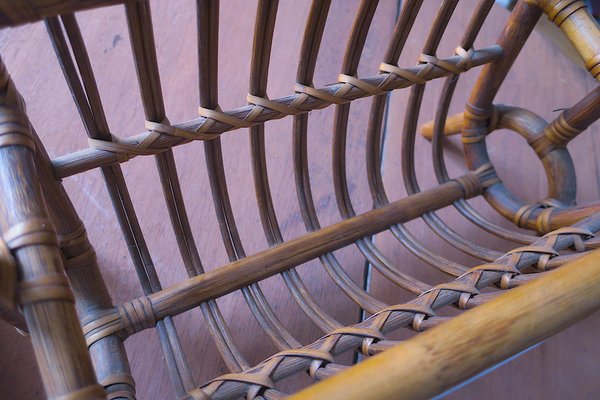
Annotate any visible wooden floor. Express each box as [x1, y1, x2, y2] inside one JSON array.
[[0, 1, 599, 398]]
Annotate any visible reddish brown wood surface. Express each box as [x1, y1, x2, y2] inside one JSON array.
[[0, 1, 598, 399]]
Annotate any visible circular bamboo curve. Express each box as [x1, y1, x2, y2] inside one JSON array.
[[0, 0, 598, 400]]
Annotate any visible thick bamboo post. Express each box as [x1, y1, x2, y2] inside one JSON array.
[[290, 247, 600, 400], [0, 58, 103, 398]]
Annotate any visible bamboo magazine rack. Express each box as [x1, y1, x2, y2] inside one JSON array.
[[0, 0, 599, 399]]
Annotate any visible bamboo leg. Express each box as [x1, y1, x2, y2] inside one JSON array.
[[0, 57, 103, 399]]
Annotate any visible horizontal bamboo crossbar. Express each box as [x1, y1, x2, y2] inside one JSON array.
[[149, 179, 475, 319], [290, 247, 600, 400], [181, 213, 600, 400], [84, 175, 484, 345], [51, 46, 502, 178]]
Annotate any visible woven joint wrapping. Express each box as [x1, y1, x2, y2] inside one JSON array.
[[57, 224, 97, 269], [84, 47, 501, 163], [19, 273, 74, 305], [0, 107, 35, 151], [3, 219, 58, 250], [513, 199, 568, 232], [461, 103, 500, 143], [544, 112, 582, 146], [83, 297, 156, 347], [177, 224, 594, 400]]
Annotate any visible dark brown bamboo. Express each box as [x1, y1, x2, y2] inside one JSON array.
[[195, 0, 252, 373], [124, 2, 196, 394], [251, 0, 341, 335], [0, 0, 138, 27], [0, 56, 103, 400], [149, 177, 478, 320], [47, 12, 191, 396], [50, 46, 502, 178], [2, 1, 598, 399], [333, 0, 431, 295]]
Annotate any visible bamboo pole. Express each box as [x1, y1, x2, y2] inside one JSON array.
[[290, 248, 600, 400]]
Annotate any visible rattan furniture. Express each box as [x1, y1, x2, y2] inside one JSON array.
[[0, 0, 599, 399]]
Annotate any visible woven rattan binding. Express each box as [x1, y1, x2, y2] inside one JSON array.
[[0, 0, 598, 399]]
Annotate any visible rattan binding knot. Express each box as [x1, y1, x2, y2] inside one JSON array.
[[3, 219, 57, 250], [263, 349, 335, 379], [452, 163, 500, 198], [378, 62, 433, 85], [101, 374, 136, 400], [82, 309, 124, 347], [370, 302, 435, 335], [514, 198, 566, 233], [461, 103, 500, 143], [542, 226, 594, 252], [418, 50, 472, 76], [57, 223, 97, 269], [205, 373, 274, 400], [337, 74, 387, 96], [247, 93, 305, 116], [468, 263, 522, 290], [117, 296, 156, 336], [544, 112, 582, 146], [19, 273, 74, 305], [294, 83, 350, 105], [474, 162, 501, 188], [0, 106, 35, 151], [146, 118, 220, 142]]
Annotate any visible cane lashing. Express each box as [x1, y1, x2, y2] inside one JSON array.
[[1, 0, 599, 399]]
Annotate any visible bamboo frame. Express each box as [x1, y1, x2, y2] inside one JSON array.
[[0, 0, 598, 399]]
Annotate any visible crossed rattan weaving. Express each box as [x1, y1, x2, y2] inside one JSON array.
[[0, 0, 599, 399]]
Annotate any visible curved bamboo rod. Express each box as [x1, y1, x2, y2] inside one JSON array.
[[333, 0, 432, 296], [252, 0, 341, 334], [46, 10, 193, 395]]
